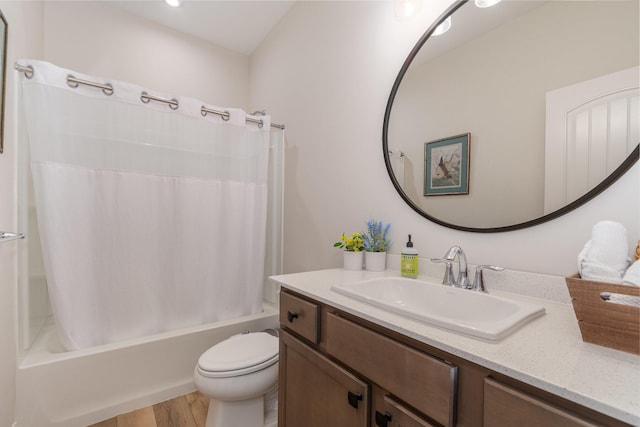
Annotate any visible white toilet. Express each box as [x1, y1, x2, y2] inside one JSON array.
[[194, 331, 279, 427]]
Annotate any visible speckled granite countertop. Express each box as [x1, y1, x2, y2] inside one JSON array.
[[270, 267, 640, 426]]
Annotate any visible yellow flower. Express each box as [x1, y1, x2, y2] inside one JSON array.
[[334, 232, 365, 252]]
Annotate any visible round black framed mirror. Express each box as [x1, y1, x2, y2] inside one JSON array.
[[383, 0, 639, 233]]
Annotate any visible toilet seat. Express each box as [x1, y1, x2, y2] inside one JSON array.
[[197, 332, 279, 378]]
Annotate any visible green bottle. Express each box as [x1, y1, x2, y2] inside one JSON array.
[[401, 234, 418, 278]]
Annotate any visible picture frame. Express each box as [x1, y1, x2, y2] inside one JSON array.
[[424, 133, 470, 196]]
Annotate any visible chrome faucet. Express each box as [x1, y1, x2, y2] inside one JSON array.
[[432, 246, 504, 292], [432, 246, 471, 289], [471, 265, 504, 292]]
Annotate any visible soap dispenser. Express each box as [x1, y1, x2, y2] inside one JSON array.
[[401, 234, 418, 278]]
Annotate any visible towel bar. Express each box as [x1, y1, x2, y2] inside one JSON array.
[[0, 231, 25, 244]]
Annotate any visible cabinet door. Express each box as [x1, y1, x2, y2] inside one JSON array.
[[374, 394, 437, 427], [484, 378, 598, 427], [279, 330, 369, 427]]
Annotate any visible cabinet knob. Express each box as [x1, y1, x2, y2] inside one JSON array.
[[375, 411, 392, 427], [287, 311, 299, 323], [347, 391, 363, 409]]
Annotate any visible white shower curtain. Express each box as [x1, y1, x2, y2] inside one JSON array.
[[20, 60, 275, 350]]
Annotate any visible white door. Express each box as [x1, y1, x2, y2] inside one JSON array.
[[544, 67, 639, 214]]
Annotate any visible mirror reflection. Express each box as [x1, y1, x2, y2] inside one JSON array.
[[385, 0, 639, 231]]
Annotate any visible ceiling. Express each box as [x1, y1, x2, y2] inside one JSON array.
[[106, 0, 544, 60], [106, 0, 296, 55], [414, 0, 543, 64]]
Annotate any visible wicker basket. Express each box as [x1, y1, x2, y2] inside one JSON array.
[[565, 274, 640, 354]]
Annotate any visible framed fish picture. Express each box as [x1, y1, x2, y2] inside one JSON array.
[[424, 133, 470, 196]]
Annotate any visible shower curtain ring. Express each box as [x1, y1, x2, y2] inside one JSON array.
[[200, 106, 230, 121], [66, 75, 114, 96], [141, 91, 179, 110], [15, 64, 34, 79], [102, 84, 114, 96], [0, 231, 25, 243]]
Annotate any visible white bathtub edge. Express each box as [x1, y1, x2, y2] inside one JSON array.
[[15, 303, 279, 427]]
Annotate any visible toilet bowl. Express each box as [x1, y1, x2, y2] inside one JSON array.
[[194, 331, 279, 427]]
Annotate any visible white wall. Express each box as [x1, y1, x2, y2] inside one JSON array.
[[250, 0, 639, 277], [0, 1, 43, 425], [43, 1, 250, 109]]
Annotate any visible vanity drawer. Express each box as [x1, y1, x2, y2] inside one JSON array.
[[326, 312, 457, 427], [483, 378, 598, 427], [279, 291, 320, 344], [375, 395, 437, 427]]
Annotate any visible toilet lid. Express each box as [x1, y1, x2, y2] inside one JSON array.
[[197, 332, 279, 378]]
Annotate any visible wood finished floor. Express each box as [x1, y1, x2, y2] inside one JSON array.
[[88, 391, 209, 427]]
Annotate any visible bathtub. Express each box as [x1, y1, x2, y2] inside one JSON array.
[[14, 303, 279, 427]]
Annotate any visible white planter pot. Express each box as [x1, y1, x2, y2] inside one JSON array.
[[343, 251, 364, 271], [365, 251, 387, 272]]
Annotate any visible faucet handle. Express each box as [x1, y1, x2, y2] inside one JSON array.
[[471, 265, 504, 292], [430, 258, 456, 286]]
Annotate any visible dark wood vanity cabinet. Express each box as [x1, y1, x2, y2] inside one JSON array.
[[325, 312, 456, 427], [279, 291, 368, 426], [482, 377, 634, 427], [371, 386, 438, 427], [278, 288, 632, 427], [483, 378, 598, 427], [279, 289, 458, 427], [280, 330, 369, 426]]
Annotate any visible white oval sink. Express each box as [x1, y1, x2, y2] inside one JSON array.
[[331, 277, 545, 341]]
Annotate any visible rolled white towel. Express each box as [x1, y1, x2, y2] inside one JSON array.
[[578, 221, 630, 283], [589, 221, 629, 271], [577, 240, 591, 268], [623, 259, 640, 287], [580, 259, 624, 284]]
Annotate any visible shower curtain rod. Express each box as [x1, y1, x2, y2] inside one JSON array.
[[15, 63, 285, 130]]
